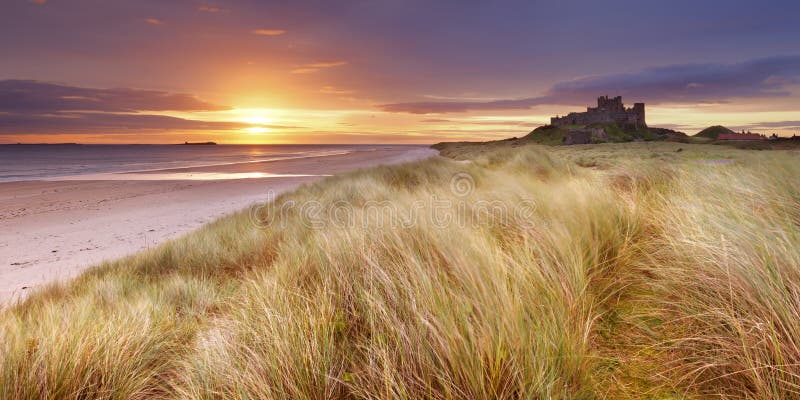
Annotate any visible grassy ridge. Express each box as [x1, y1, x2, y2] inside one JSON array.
[[520, 122, 666, 145], [695, 125, 736, 139], [2, 142, 799, 399]]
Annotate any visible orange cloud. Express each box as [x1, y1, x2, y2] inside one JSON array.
[[291, 68, 319, 74], [198, 5, 223, 12], [307, 61, 348, 68], [291, 61, 348, 74], [144, 18, 164, 25], [320, 86, 354, 95], [30, 0, 47, 4], [252, 29, 286, 36]]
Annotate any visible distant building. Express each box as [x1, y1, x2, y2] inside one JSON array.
[[717, 133, 766, 141], [551, 96, 646, 128]]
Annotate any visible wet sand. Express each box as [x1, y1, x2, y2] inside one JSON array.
[[0, 147, 437, 303]]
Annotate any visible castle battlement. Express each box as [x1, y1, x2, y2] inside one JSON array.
[[551, 96, 645, 128]]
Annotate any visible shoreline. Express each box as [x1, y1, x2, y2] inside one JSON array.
[[0, 146, 437, 303]]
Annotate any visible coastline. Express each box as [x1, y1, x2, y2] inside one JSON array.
[[0, 146, 437, 303]]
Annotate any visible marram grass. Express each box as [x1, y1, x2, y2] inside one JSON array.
[[1, 142, 799, 399]]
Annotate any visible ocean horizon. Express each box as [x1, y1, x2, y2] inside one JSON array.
[[0, 143, 425, 182]]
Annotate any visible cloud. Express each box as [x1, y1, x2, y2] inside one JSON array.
[[379, 97, 552, 114], [420, 118, 534, 126], [0, 80, 237, 135], [423, 94, 500, 101], [144, 18, 164, 25], [319, 86, 354, 95], [291, 60, 348, 74], [29, 0, 46, 4], [379, 55, 800, 114], [307, 61, 348, 68], [0, 80, 229, 113], [464, 120, 537, 126], [750, 121, 800, 128], [252, 29, 286, 36], [743, 120, 800, 128], [544, 55, 800, 102], [0, 113, 246, 134], [291, 68, 319, 74], [198, 5, 224, 12]]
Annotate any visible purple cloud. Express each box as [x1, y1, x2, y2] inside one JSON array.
[[380, 97, 553, 114], [745, 120, 800, 128], [419, 118, 536, 126], [0, 80, 244, 134], [379, 55, 800, 114], [0, 80, 229, 113], [0, 113, 248, 134]]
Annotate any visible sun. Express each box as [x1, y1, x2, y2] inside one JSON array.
[[231, 108, 277, 126], [243, 126, 270, 134], [232, 109, 277, 135], [241, 115, 274, 125]]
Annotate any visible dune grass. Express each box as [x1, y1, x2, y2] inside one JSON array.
[[1, 142, 799, 399]]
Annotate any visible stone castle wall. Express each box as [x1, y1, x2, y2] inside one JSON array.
[[551, 96, 645, 128]]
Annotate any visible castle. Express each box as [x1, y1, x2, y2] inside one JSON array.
[[550, 96, 646, 128]]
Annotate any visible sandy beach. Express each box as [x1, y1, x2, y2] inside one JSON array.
[[0, 146, 437, 303]]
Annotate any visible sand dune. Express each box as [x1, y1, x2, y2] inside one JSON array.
[[0, 147, 437, 303]]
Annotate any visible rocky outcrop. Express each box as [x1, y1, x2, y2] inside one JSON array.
[[562, 127, 608, 145]]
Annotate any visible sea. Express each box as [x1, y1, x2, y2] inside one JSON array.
[[0, 144, 419, 183]]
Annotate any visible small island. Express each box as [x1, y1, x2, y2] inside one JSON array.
[[181, 141, 217, 145]]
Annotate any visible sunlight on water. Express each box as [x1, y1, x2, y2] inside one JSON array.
[[46, 172, 330, 181], [0, 144, 414, 182]]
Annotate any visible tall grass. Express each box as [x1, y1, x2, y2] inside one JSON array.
[[1, 142, 799, 399], [641, 158, 800, 398]]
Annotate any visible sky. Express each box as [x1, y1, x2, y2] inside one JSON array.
[[1, 0, 799, 144]]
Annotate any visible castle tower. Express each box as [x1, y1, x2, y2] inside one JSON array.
[[597, 95, 624, 111], [632, 103, 645, 127]]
